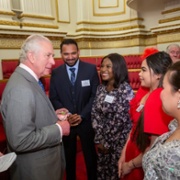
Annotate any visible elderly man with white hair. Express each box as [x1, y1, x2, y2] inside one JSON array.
[[166, 43, 180, 63]]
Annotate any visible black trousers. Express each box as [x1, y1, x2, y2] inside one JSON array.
[[63, 123, 97, 180]]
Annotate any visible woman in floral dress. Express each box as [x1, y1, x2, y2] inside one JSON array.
[[91, 53, 134, 180]]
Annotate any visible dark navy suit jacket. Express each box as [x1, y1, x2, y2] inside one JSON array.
[[49, 60, 100, 126]]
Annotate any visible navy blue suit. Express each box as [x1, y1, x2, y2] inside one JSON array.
[[49, 60, 99, 180]]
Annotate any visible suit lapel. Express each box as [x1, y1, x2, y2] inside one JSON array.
[[15, 67, 55, 112]]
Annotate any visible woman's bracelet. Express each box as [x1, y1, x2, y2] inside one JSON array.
[[132, 159, 136, 168]]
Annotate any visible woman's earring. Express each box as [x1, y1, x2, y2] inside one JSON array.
[[177, 99, 180, 109]]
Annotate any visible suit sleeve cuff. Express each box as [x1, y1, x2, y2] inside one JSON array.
[[56, 123, 63, 142]]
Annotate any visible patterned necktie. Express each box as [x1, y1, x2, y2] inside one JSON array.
[[69, 68, 76, 85], [38, 80, 45, 92]]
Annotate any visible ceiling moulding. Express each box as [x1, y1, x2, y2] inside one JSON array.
[[0, 20, 58, 29], [0, 30, 67, 38], [75, 37, 156, 49], [65, 34, 157, 49], [0, 10, 14, 15], [77, 18, 144, 25], [68, 30, 151, 38], [151, 25, 180, 33], [162, 7, 180, 15], [0, 37, 65, 49], [157, 33, 180, 44], [76, 25, 145, 33], [159, 17, 180, 24], [21, 14, 55, 20], [0, 11, 55, 21], [70, 34, 156, 42]]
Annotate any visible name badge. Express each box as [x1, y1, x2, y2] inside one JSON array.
[[136, 104, 144, 112], [81, 80, 90, 87], [104, 95, 114, 103]]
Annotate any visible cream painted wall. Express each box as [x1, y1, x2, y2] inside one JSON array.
[[0, 0, 179, 79]]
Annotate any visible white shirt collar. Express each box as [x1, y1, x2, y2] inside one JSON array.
[[19, 63, 38, 81]]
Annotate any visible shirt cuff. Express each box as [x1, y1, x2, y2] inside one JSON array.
[[56, 123, 63, 142]]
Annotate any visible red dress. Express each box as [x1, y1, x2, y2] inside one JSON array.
[[122, 87, 173, 180], [122, 87, 148, 180], [144, 88, 173, 135]]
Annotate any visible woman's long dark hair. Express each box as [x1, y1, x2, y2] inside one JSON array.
[[134, 51, 172, 152]]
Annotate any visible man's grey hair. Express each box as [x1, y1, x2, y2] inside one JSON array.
[[19, 34, 51, 63], [166, 44, 180, 53]]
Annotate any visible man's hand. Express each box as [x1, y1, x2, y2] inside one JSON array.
[[96, 144, 109, 154], [67, 114, 82, 126], [56, 108, 69, 121], [57, 120, 70, 136]]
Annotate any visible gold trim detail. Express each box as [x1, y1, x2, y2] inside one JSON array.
[[77, 18, 143, 25], [0, 35, 65, 49], [0, 20, 58, 29], [98, 0, 119, 8], [162, 7, 180, 15], [159, 16, 180, 24], [66, 34, 157, 49], [0, 10, 14, 15], [151, 24, 180, 31], [69, 30, 150, 38], [22, 22, 58, 29], [21, 14, 55, 20], [76, 25, 145, 32], [93, 0, 126, 16]]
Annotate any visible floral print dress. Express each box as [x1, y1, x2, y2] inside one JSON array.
[[91, 82, 134, 180], [143, 119, 180, 180]]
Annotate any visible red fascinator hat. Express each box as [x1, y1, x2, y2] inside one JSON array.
[[141, 47, 159, 61]]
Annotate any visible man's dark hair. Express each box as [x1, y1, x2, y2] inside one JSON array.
[[60, 39, 79, 52]]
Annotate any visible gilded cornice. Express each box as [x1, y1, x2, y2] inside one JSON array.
[[76, 35, 142, 41], [68, 33, 155, 40], [77, 18, 144, 25], [0, 20, 58, 29], [0, 30, 66, 38], [21, 14, 55, 20], [76, 25, 145, 32], [0, 33, 157, 49], [0, 20, 19, 26], [22, 22, 58, 29], [0, 38, 24, 49], [0, 10, 14, 15], [61, 33, 158, 49], [159, 16, 180, 24], [0, 11, 55, 20], [151, 24, 180, 32], [162, 7, 180, 15], [69, 30, 150, 38], [0, 36, 64, 49], [157, 33, 180, 44]]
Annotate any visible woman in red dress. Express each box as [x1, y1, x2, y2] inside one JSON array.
[[118, 49, 173, 180]]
